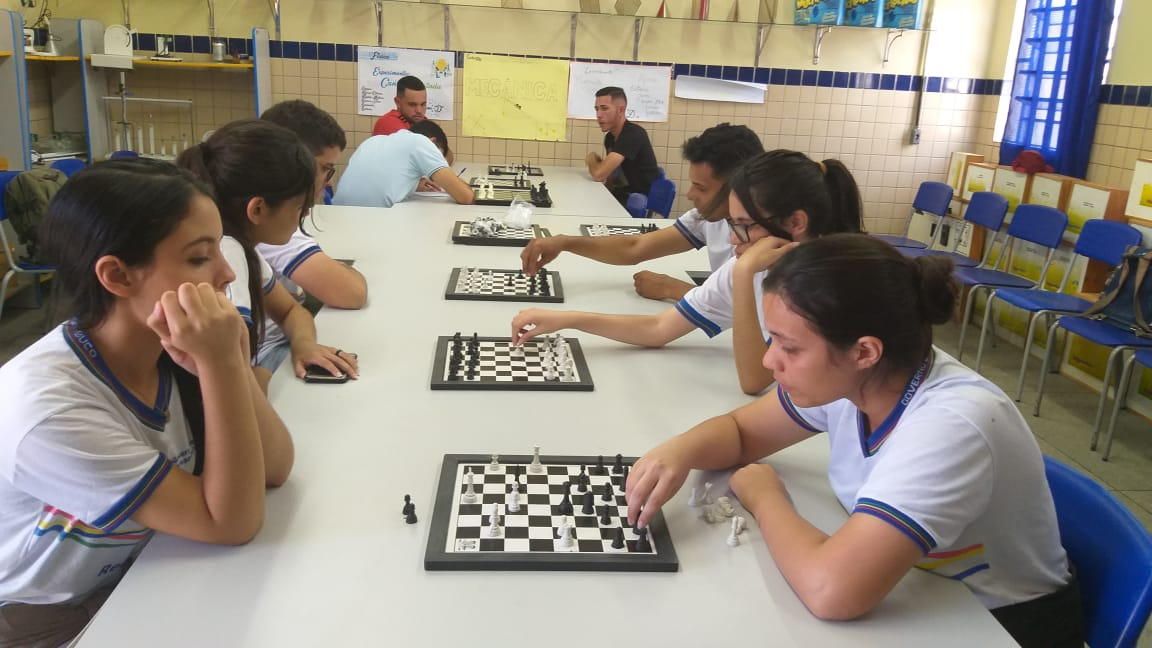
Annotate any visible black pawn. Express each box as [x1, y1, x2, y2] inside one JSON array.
[[559, 491, 573, 516], [563, 480, 572, 497], [601, 482, 614, 502], [612, 526, 626, 549], [599, 504, 612, 525], [402, 494, 412, 515], [612, 453, 624, 474], [577, 465, 588, 492], [593, 455, 606, 475], [582, 490, 595, 514], [635, 527, 651, 552], [622, 464, 630, 488]]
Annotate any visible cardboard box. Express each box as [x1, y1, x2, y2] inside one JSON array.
[[1026, 173, 1074, 211], [795, 0, 845, 25], [884, 0, 924, 29], [946, 152, 984, 195], [1125, 158, 1152, 221], [962, 162, 997, 201], [844, 0, 883, 26], [992, 166, 1033, 214]]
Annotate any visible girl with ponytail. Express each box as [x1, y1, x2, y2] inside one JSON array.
[[625, 234, 1083, 647]]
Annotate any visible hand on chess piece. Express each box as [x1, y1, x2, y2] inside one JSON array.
[[520, 236, 567, 275], [510, 308, 573, 346], [633, 270, 694, 302], [625, 441, 693, 530]]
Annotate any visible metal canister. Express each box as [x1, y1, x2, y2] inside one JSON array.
[[211, 41, 226, 62]]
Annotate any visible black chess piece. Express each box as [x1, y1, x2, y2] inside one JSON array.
[[612, 526, 626, 549], [594, 454, 606, 475], [622, 464, 630, 488], [402, 494, 412, 516], [612, 453, 624, 474], [634, 527, 651, 552], [559, 491, 573, 516], [577, 465, 588, 492], [405, 509, 418, 524], [599, 504, 612, 525], [563, 480, 572, 496], [582, 490, 595, 514], [601, 482, 614, 502]]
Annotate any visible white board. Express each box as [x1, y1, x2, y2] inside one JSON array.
[[357, 47, 455, 120], [567, 62, 670, 122], [673, 75, 766, 104]]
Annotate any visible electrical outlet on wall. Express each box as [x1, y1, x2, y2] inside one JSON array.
[[910, 127, 921, 145]]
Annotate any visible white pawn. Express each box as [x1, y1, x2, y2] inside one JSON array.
[[556, 515, 573, 549], [507, 483, 521, 513], [487, 503, 501, 537], [462, 467, 477, 503], [687, 486, 699, 508], [529, 445, 544, 473], [727, 517, 741, 547], [490, 453, 500, 471], [733, 515, 747, 535]]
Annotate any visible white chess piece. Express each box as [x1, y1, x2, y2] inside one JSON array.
[[715, 496, 736, 517], [733, 515, 747, 535], [556, 516, 573, 548], [727, 517, 741, 547], [700, 504, 720, 524], [487, 503, 501, 537], [462, 468, 477, 503], [687, 486, 699, 508], [507, 485, 521, 513], [490, 453, 500, 471], [701, 482, 714, 505], [529, 445, 543, 473]]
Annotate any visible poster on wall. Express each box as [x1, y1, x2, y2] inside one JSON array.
[[673, 75, 766, 104], [357, 46, 454, 120], [462, 53, 569, 141], [567, 62, 671, 122]]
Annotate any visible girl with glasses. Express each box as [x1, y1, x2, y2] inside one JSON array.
[[511, 149, 862, 394]]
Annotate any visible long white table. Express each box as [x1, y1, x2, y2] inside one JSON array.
[[77, 207, 1014, 647], [405, 163, 631, 218]]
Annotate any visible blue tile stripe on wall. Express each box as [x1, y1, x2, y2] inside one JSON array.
[[131, 33, 1152, 102]]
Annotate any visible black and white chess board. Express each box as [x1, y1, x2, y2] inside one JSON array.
[[451, 221, 551, 247], [469, 176, 532, 189], [487, 164, 543, 177], [445, 267, 564, 303], [472, 186, 552, 208], [430, 334, 593, 391], [579, 223, 660, 237], [425, 453, 679, 572], [685, 270, 711, 286]]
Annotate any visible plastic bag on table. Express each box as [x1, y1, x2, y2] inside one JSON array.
[[502, 199, 534, 229]]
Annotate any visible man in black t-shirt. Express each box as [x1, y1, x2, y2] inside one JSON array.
[[585, 86, 661, 206]]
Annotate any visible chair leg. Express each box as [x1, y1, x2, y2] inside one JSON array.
[[956, 285, 985, 362], [1033, 319, 1063, 417], [0, 270, 14, 324], [1015, 311, 1042, 402], [1101, 353, 1139, 461], [974, 291, 998, 372], [1090, 347, 1127, 451]]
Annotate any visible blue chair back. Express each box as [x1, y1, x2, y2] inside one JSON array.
[[1074, 219, 1143, 266], [963, 191, 1009, 230], [1044, 456, 1152, 648], [625, 192, 647, 218], [646, 177, 676, 218], [322, 185, 334, 206], [109, 150, 139, 159], [912, 181, 953, 217], [1005, 204, 1068, 249], [50, 158, 86, 177]]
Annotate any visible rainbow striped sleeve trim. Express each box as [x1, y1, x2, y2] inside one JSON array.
[[777, 389, 823, 434], [235, 306, 253, 326], [673, 299, 722, 337], [35, 507, 151, 546], [672, 220, 705, 249], [262, 275, 276, 294], [854, 498, 936, 553], [282, 246, 323, 278], [918, 544, 990, 581], [91, 454, 172, 530]]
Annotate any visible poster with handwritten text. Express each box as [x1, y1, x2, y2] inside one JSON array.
[[357, 47, 454, 120], [462, 53, 569, 141], [567, 62, 671, 122]]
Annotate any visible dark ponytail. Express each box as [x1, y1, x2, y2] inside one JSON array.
[[820, 159, 865, 236], [729, 150, 863, 239]]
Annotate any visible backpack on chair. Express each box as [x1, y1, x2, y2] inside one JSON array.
[[1082, 245, 1152, 337], [2, 167, 67, 265]]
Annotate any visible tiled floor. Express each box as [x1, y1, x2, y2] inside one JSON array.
[[2, 297, 1151, 644]]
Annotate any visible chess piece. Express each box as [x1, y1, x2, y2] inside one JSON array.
[[557, 516, 573, 549], [559, 490, 573, 516], [611, 525, 626, 550], [715, 496, 736, 517], [727, 517, 741, 546], [490, 453, 500, 470], [594, 455, 606, 475], [462, 468, 477, 503], [733, 515, 747, 535], [601, 482, 614, 503], [701, 481, 714, 505], [529, 446, 543, 473], [507, 484, 521, 513], [577, 465, 588, 492], [612, 454, 624, 474], [402, 494, 412, 516], [405, 506, 418, 524], [487, 503, 501, 537], [599, 504, 612, 525], [634, 527, 651, 553], [582, 489, 595, 514], [687, 487, 699, 508]]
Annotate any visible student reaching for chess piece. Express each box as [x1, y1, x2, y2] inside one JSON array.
[[623, 234, 1084, 647], [178, 119, 359, 392], [512, 149, 862, 395], [0, 159, 293, 646], [521, 123, 764, 302]]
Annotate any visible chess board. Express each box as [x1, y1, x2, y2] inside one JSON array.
[[686, 270, 712, 286], [430, 335, 594, 391], [445, 268, 564, 303], [487, 164, 543, 177], [579, 223, 660, 237], [472, 187, 553, 208], [425, 453, 679, 572], [469, 176, 531, 189], [451, 221, 551, 247]]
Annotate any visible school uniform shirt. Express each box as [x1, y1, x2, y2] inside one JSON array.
[[779, 349, 1071, 610], [372, 109, 410, 136], [604, 121, 660, 197], [332, 131, 449, 208], [0, 322, 195, 605], [673, 208, 736, 272], [256, 228, 321, 305], [221, 236, 280, 357], [674, 256, 770, 341]]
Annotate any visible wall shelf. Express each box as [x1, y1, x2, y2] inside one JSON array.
[[26, 54, 81, 62], [132, 59, 253, 70], [0, 51, 12, 57]]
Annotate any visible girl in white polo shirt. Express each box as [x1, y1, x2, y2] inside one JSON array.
[[0, 159, 294, 645], [625, 234, 1083, 647]]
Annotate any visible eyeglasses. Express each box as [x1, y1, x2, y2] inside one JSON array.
[[726, 217, 755, 244], [321, 163, 337, 183]]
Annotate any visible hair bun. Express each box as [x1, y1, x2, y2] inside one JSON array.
[[912, 255, 959, 325]]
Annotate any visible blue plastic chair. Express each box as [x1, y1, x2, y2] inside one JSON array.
[[0, 170, 57, 324], [873, 181, 954, 249], [50, 158, 86, 177], [977, 218, 1142, 398], [109, 150, 139, 159], [645, 177, 676, 218], [323, 185, 334, 206], [624, 193, 647, 218], [901, 191, 1009, 268], [954, 204, 1069, 360], [1101, 350, 1152, 461], [1044, 455, 1152, 647]]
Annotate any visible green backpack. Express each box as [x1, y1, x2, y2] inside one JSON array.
[[3, 167, 67, 265]]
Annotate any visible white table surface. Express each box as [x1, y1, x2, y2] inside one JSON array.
[[406, 163, 631, 218], [77, 208, 1014, 647]]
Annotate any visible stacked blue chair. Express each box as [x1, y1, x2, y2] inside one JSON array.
[[50, 158, 86, 177], [1044, 456, 1152, 646], [109, 150, 139, 159], [0, 171, 57, 323], [625, 193, 647, 219], [902, 191, 1009, 268], [873, 180, 954, 249], [1100, 350, 1152, 461], [953, 204, 1069, 360], [976, 218, 1142, 398], [645, 177, 676, 218]]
